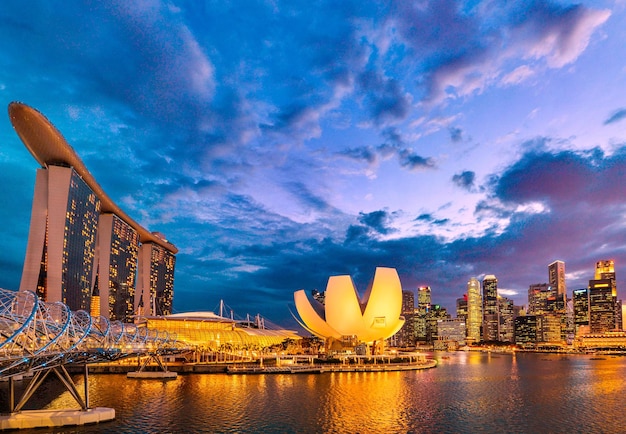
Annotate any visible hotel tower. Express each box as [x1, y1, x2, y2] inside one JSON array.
[[9, 102, 177, 321]]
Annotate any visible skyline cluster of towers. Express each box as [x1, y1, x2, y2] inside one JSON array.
[[396, 259, 622, 347], [9, 103, 177, 323]]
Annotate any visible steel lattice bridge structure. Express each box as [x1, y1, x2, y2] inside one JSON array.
[[0, 288, 187, 414]]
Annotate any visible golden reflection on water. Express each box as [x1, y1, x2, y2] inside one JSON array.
[[37, 354, 626, 433], [321, 372, 408, 432]]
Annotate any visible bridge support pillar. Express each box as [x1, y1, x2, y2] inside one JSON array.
[[0, 364, 115, 430]]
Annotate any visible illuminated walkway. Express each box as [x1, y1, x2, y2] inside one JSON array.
[[0, 288, 185, 429]]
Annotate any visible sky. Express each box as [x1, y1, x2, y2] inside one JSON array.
[[1, 0, 626, 328]]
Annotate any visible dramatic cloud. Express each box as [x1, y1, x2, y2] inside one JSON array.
[[387, 1, 610, 103], [0, 1, 623, 326]]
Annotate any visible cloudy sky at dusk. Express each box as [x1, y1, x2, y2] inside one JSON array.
[[0, 1, 625, 327]]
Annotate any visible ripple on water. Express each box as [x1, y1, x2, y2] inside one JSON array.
[[33, 354, 626, 433]]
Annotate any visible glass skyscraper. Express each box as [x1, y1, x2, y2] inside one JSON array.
[[482, 275, 499, 341], [136, 242, 176, 316], [466, 277, 482, 344], [98, 214, 139, 322], [589, 260, 619, 333], [548, 260, 566, 303], [20, 165, 100, 312]]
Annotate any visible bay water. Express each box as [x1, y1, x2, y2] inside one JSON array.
[[28, 351, 626, 433]]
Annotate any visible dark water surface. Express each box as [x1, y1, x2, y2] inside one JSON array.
[[28, 352, 626, 433]]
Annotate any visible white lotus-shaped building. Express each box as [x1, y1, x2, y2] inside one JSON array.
[[293, 267, 405, 344]]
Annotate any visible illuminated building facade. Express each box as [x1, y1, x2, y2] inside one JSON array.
[[482, 275, 499, 341], [466, 277, 482, 343], [395, 290, 416, 347], [98, 214, 139, 321], [515, 315, 542, 347], [144, 312, 300, 350], [541, 313, 562, 343], [594, 260, 622, 330], [9, 102, 178, 321], [20, 165, 100, 311], [548, 260, 566, 303], [427, 305, 450, 343], [456, 296, 468, 322], [293, 267, 405, 350], [589, 279, 616, 333], [435, 318, 466, 350], [136, 242, 176, 316], [417, 286, 431, 312], [498, 296, 515, 343], [528, 283, 552, 314], [587, 260, 619, 333], [573, 288, 589, 334]]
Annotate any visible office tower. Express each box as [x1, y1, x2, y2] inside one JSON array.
[[595, 260, 616, 281], [436, 318, 466, 350], [573, 288, 589, 335], [417, 286, 431, 312], [514, 315, 542, 346], [528, 283, 552, 314], [588, 279, 615, 333], [466, 277, 482, 344], [413, 308, 427, 343], [482, 275, 499, 341], [594, 260, 621, 331], [396, 290, 416, 347], [498, 296, 515, 343], [136, 242, 176, 316], [548, 260, 566, 302], [20, 165, 101, 311], [98, 214, 139, 322], [456, 296, 468, 321], [427, 304, 450, 343], [588, 260, 619, 332], [541, 313, 562, 343], [414, 287, 432, 343]]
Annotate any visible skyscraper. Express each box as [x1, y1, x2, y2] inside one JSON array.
[[136, 242, 176, 316], [10, 102, 178, 321], [20, 165, 100, 311], [417, 286, 431, 312], [528, 283, 552, 314], [589, 260, 619, 333], [482, 275, 499, 341], [98, 214, 139, 321], [498, 296, 515, 343], [466, 277, 482, 344], [515, 315, 542, 347], [396, 290, 416, 347], [573, 288, 589, 335], [456, 296, 468, 321], [548, 260, 566, 303], [589, 279, 615, 333]]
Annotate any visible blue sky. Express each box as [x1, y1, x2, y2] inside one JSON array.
[[0, 0, 625, 327]]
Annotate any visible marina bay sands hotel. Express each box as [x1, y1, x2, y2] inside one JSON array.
[[8, 102, 177, 322]]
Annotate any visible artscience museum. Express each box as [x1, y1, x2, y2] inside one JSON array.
[[293, 267, 405, 353]]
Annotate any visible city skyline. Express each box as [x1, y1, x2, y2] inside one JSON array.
[[1, 1, 626, 326]]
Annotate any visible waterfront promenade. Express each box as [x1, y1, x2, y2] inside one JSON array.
[[82, 353, 437, 375]]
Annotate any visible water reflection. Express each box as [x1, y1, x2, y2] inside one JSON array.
[[36, 353, 626, 433]]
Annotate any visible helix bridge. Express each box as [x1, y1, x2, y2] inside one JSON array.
[[0, 288, 187, 414]]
